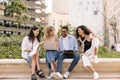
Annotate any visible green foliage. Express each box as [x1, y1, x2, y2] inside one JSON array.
[[35, 24, 45, 38], [0, 34, 45, 59], [98, 46, 120, 58], [6, 0, 27, 17], [6, 0, 28, 27], [57, 24, 76, 37], [0, 34, 23, 59], [0, 34, 120, 59], [0, 45, 21, 59], [39, 46, 45, 58]]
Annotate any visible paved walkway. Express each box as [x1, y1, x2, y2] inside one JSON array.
[[0, 73, 120, 80], [0, 78, 120, 80]]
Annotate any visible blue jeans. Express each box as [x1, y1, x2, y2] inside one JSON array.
[[46, 50, 59, 69], [24, 53, 31, 67], [57, 52, 80, 73]]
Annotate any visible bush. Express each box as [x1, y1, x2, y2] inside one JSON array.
[[0, 34, 120, 59], [98, 46, 120, 58], [0, 45, 21, 59], [0, 34, 45, 59], [0, 34, 23, 59]]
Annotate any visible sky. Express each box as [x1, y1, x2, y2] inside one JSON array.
[[0, 0, 8, 2], [45, 0, 52, 13]]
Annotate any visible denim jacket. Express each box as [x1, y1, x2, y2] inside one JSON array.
[[59, 34, 78, 51]]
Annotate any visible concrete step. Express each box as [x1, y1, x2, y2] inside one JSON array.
[[0, 58, 120, 79]]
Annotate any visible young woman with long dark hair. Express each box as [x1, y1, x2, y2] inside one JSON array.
[[21, 26, 45, 80]]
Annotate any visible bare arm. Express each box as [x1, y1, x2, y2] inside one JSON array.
[[55, 36, 59, 50], [24, 49, 31, 52], [91, 33, 102, 41]]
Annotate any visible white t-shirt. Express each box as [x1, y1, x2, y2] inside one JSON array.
[[21, 36, 39, 58], [62, 36, 69, 50]]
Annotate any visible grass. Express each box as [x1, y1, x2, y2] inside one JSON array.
[[98, 46, 120, 58]]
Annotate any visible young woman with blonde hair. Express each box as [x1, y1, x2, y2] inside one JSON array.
[[42, 26, 59, 79]]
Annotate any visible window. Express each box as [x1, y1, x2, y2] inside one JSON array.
[[79, 2, 83, 6], [87, 1, 89, 5], [93, 10, 98, 15], [31, 18, 35, 20], [53, 23, 55, 26], [85, 7, 88, 10], [53, 19, 55, 22], [92, 1, 95, 5]]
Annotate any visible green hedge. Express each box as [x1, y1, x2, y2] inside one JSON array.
[[0, 35, 120, 59], [0, 44, 45, 59], [0, 34, 44, 59]]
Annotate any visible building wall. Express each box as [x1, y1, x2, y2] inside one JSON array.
[[52, 0, 104, 44], [52, 0, 69, 15], [0, 0, 47, 35], [0, 3, 4, 16], [46, 13, 68, 32], [69, 0, 104, 43]]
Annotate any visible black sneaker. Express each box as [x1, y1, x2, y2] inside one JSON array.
[[36, 70, 45, 78]]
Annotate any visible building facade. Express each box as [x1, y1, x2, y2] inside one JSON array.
[[45, 0, 69, 32], [52, 0, 104, 44], [69, 0, 104, 43], [52, 0, 69, 15], [45, 13, 68, 32], [0, 0, 47, 35]]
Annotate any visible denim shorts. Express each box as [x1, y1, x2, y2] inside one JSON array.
[[24, 53, 32, 67], [46, 50, 59, 69]]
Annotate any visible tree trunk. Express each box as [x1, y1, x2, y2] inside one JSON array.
[[112, 26, 118, 44]]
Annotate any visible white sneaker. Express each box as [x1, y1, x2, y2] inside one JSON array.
[[47, 72, 54, 80], [52, 72, 63, 80], [47, 70, 55, 80], [94, 55, 99, 63], [63, 71, 70, 79], [93, 72, 99, 80], [47, 76, 51, 80]]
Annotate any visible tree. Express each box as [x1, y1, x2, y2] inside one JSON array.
[[109, 16, 119, 44], [6, 0, 28, 27]]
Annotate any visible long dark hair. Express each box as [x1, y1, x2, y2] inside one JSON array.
[[75, 25, 92, 38], [28, 26, 40, 42]]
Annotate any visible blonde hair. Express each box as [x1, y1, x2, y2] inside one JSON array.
[[43, 26, 55, 40]]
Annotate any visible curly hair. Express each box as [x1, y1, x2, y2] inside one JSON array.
[[75, 25, 92, 38], [43, 26, 55, 40]]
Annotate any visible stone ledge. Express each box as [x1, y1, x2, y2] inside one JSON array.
[[0, 58, 120, 64], [0, 58, 120, 78]]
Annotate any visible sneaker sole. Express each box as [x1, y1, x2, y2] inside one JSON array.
[[52, 73, 63, 80]]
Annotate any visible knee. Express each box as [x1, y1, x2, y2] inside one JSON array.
[[74, 53, 80, 60], [31, 56, 36, 61], [58, 53, 63, 59], [58, 55, 64, 62]]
